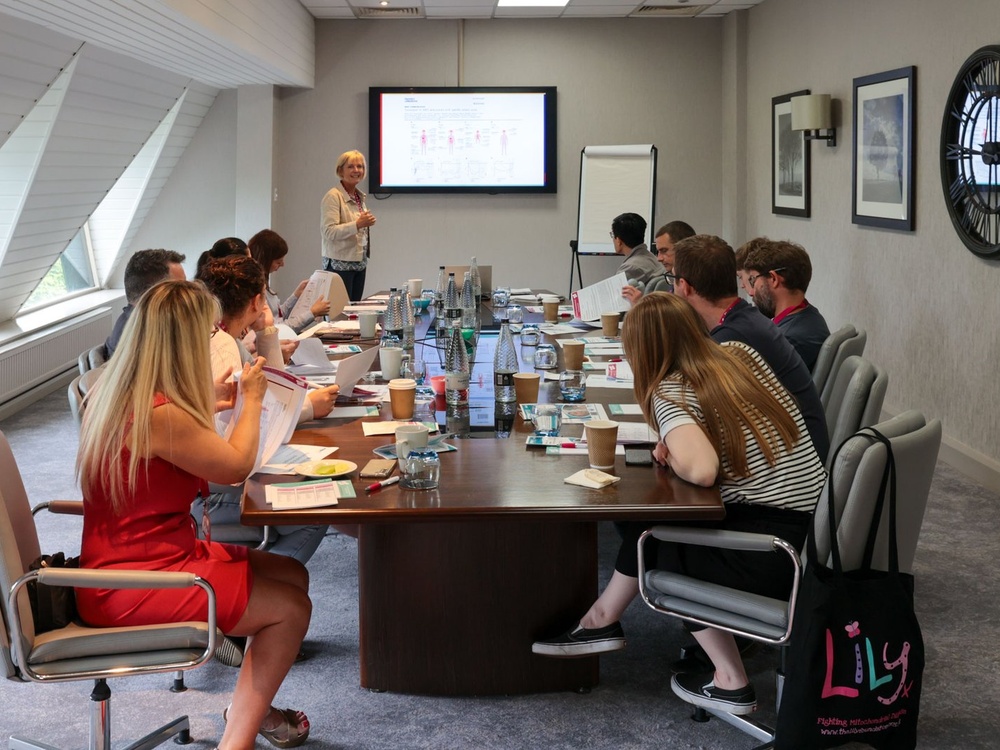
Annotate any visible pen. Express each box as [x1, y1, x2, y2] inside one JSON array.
[[365, 475, 400, 493], [561, 442, 585, 448]]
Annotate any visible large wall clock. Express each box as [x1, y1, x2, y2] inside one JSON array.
[[941, 45, 1000, 258]]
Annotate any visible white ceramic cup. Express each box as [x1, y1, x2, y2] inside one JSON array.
[[358, 310, 378, 338], [380, 346, 404, 380], [395, 423, 430, 469], [407, 278, 423, 298]]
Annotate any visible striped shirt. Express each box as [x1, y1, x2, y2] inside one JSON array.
[[651, 341, 826, 513]]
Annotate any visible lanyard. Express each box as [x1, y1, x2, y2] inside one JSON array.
[[772, 299, 809, 325]]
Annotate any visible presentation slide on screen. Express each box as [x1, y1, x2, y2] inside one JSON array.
[[378, 92, 548, 187]]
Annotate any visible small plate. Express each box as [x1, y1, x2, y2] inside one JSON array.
[[294, 460, 358, 478]]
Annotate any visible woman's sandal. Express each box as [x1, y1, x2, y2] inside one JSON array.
[[223, 705, 310, 749]]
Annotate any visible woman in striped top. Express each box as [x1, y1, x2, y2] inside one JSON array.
[[533, 292, 825, 715]]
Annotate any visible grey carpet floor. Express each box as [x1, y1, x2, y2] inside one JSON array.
[[1, 394, 997, 749]]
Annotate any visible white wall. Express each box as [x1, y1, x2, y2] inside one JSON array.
[[272, 19, 725, 300], [742, 0, 1000, 474], [129, 88, 238, 276]]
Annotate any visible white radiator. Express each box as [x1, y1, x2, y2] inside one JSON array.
[[0, 308, 112, 406]]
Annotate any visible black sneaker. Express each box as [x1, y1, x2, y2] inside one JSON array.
[[671, 671, 757, 715], [670, 636, 760, 673], [531, 622, 626, 657]]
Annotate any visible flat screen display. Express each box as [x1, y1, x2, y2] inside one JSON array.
[[368, 86, 557, 194]]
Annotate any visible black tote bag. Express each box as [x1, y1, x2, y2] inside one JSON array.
[[775, 428, 924, 750]]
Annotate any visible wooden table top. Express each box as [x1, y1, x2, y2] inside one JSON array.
[[242, 301, 723, 526]]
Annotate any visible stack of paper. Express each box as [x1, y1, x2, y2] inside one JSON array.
[[265, 479, 356, 510]]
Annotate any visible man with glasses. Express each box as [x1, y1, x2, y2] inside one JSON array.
[[740, 239, 830, 372], [621, 220, 696, 304], [672, 234, 828, 460], [609, 212, 661, 290]]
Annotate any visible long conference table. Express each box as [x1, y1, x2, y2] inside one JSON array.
[[242, 300, 724, 696]]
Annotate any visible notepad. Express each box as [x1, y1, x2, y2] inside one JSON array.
[[265, 479, 356, 510]]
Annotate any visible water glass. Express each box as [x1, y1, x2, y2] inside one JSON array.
[[492, 287, 511, 308], [401, 356, 427, 385], [532, 404, 562, 437], [413, 385, 435, 416], [520, 324, 541, 346], [507, 304, 524, 332], [400, 447, 441, 490], [534, 343, 558, 370], [559, 370, 587, 402]]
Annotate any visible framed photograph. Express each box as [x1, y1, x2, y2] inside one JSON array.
[[852, 66, 916, 230], [772, 90, 811, 217]]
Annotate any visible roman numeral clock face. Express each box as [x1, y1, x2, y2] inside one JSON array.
[[941, 45, 1000, 258]]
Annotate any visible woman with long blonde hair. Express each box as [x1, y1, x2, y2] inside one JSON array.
[[77, 279, 313, 749], [534, 292, 825, 716]]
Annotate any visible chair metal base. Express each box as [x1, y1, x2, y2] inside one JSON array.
[[9, 678, 193, 750]]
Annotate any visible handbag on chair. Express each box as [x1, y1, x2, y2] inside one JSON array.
[[775, 428, 924, 750]]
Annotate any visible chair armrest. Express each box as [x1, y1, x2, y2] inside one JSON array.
[[648, 525, 782, 552], [32, 568, 199, 590], [31, 500, 84, 517]]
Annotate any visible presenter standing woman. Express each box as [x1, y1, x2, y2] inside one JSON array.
[[321, 150, 376, 301], [76, 280, 312, 749]]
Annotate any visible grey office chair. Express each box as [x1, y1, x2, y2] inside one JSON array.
[[77, 345, 108, 376], [811, 325, 867, 406], [67, 366, 104, 427], [0, 429, 217, 750], [638, 411, 941, 747], [823, 355, 888, 467]]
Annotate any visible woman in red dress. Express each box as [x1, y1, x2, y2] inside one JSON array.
[[76, 280, 311, 749]]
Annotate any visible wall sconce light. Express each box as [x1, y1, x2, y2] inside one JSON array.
[[791, 93, 836, 147]]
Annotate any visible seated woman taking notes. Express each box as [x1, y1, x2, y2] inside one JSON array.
[[532, 292, 825, 717], [76, 280, 312, 748]]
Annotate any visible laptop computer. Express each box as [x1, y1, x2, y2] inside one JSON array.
[[444, 264, 493, 299]]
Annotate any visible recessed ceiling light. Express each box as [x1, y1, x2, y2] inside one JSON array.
[[497, 0, 570, 7]]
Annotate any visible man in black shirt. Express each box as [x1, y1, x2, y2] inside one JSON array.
[[105, 249, 186, 358], [672, 235, 829, 461]]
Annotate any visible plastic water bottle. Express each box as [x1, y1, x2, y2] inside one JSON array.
[[443, 273, 461, 332], [400, 285, 415, 350], [434, 265, 447, 320], [461, 271, 477, 331], [469, 256, 482, 301], [493, 322, 518, 403], [444, 326, 469, 406], [383, 288, 403, 342]]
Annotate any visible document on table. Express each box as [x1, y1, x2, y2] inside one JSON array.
[[325, 405, 380, 419], [570, 273, 630, 321], [616, 422, 659, 443], [344, 304, 387, 313], [257, 444, 338, 474], [585, 374, 634, 389], [608, 403, 643, 416], [584, 343, 624, 356], [606, 361, 633, 382], [334, 346, 380, 396], [538, 323, 580, 335], [362, 420, 438, 437], [289, 337, 336, 372], [265, 479, 356, 510]]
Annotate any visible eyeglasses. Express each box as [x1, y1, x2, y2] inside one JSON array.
[[745, 267, 787, 288], [609, 231, 616, 240], [665, 272, 678, 286]]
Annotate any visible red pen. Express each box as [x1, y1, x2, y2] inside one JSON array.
[[365, 476, 400, 493]]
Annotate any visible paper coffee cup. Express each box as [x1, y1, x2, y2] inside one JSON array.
[[601, 312, 620, 338], [563, 340, 585, 370], [543, 300, 559, 323], [388, 378, 417, 419], [359, 311, 378, 338], [513, 372, 540, 404], [585, 419, 619, 470]]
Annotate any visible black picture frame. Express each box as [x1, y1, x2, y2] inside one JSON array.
[[852, 66, 916, 230], [772, 90, 811, 217]]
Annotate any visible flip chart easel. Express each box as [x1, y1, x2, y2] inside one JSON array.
[[569, 144, 657, 294]]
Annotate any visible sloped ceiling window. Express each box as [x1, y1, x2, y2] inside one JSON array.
[[22, 223, 96, 309]]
